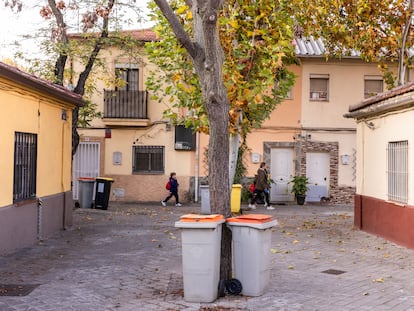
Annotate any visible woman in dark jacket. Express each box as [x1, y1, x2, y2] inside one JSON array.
[[249, 162, 274, 210]]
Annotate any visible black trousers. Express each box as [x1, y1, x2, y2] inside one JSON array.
[[163, 191, 179, 204], [251, 189, 269, 205]]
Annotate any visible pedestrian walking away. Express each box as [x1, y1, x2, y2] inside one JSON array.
[[249, 162, 274, 210], [161, 172, 182, 207]]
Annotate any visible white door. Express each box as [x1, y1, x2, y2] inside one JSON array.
[[306, 152, 329, 202], [72, 142, 100, 200], [270, 148, 294, 202]]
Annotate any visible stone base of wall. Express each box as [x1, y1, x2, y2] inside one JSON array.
[[330, 186, 355, 205]]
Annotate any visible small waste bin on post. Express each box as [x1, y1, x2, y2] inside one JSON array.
[[231, 184, 242, 213], [78, 177, 95, 208], [226, 214, 278, 296], [200, 185, 210, 214], [175, 214, 225, 302], [94, 177, 114, 210]]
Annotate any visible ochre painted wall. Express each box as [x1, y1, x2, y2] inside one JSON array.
[[0, 77, 74, 207]]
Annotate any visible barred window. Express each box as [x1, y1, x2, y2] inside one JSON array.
[[387, 141, 408, 204], [133, 146, 164, 174], [13, 132, 37, 202]]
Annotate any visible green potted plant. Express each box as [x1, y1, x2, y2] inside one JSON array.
[[290, 175, 309, 205]]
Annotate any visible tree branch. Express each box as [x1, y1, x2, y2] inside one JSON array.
[[48, 0, 68, 85], [74, 0, 115, 95], [154, 0, 198, 59]]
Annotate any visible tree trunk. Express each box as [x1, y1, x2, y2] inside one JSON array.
[[154, 0, 232, 280]]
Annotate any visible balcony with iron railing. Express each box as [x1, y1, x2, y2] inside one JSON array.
[[103, 90, 150, 126]]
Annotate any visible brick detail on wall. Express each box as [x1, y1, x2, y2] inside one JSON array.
[[299, 140, 355, 205]]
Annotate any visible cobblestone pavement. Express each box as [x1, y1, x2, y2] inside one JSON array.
[[1, 202, 414, 311]]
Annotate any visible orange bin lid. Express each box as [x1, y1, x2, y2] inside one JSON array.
[[227, 214, 273, 224], [179, 214, 224, 222]]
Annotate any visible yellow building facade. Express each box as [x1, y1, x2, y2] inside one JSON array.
[[0, 62, 83, 254], [72, 33, 386, 206]]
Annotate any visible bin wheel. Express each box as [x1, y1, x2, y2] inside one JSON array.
[[225, 278, 242, 295]]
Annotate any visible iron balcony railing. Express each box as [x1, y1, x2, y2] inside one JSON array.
[[104, 90, 148, 119]]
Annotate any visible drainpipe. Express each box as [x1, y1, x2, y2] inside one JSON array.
[[194, 131, 199, 202], [37, 197, 43, 241]]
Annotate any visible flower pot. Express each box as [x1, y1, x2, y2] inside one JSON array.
[[296, 194, 306, 205]]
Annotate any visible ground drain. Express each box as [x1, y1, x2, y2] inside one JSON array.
[[0, 284, 39, 296], [321, 269, 346, 275]]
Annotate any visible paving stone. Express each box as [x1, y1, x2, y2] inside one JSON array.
[[1, 203, 414, 310]]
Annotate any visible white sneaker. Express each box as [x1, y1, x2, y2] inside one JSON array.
[[161, 201, 166, 207], [175, 203, 182, 207], [248, 204, 256, 209], [266, 205, 275, 210]]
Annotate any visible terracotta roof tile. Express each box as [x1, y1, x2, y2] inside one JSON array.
[[0, 62, 84, 107]]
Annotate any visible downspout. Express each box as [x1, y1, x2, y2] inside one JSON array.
[[61, 121, 67, 230], [194, 131, 199, 202], [37, 197, 43, 241]]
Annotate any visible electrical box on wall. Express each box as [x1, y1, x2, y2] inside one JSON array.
[[341, 154, 350, 165], [175, 125, 195, 150], [113, 151, 122, 165], [251, 152, 261, 163]]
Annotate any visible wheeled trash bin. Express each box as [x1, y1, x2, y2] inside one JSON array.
[[78, 177, 95, 209], [226, 214, 278, 296], [94, 177, 114, 210], [175, 214, 225, 302], [231, 184, 242, 213]]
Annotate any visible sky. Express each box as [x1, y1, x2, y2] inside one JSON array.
[[0, 0, 153, 61]]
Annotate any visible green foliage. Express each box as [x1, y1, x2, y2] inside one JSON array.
[[78, 99, 103, 127], [146, 0, 297, 135], [288, 0, 413, 87], [233, 142, 249, 184], [289, 175, 309, 196]]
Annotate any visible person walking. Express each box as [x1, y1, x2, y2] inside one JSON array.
[[249, 162, 274, 210], [161, 172, 182, 207]]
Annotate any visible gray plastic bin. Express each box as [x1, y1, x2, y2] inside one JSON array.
[[175, 214, 225, 302], [78, 178, 95, 209], [200, 185, 210, 214], [226, 214, 278, 296]]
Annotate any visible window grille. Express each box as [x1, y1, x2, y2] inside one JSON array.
[[13, 132, 37, 202], [387, 141, 408, 203], [133, 146, 164, 174]]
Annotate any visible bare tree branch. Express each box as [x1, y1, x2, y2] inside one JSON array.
[[48, 0, 68, 85]]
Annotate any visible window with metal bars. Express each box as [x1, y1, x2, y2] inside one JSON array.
[[13, 132, 37, 202], [133, 146, 164, 174], [387, 141, 408, 204]]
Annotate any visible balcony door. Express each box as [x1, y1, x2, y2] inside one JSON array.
[[116, 67, 139, 91]]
